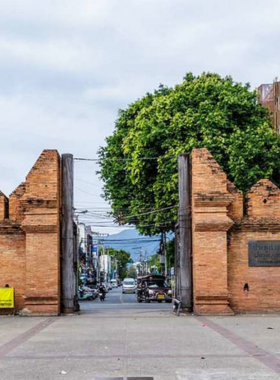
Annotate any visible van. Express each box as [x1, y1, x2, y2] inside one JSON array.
[[122, 278, 136, 294]]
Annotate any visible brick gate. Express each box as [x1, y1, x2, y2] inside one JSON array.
[[191, 149, 280, 314], [0, 150, 76, 315], [2, 148, 280, 315]]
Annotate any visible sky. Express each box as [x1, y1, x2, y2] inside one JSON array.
[[0, 0, 280, 234]]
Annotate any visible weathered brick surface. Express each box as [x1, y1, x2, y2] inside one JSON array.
[[191, 148, 280, 314], [246, 179, 280, 219], [228, 179, 280, 312], [9, 183, 26, 222], [191, 149, 234, 315], [228, 230, 280, 312], [0, 150, 61, 315], [0, 229, 25, 311], [227, 180, 243, 221]]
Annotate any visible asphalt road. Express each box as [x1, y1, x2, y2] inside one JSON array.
[[80, 286, 173, 313]]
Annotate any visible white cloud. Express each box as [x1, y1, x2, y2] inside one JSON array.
[[1, 0, 280, 233]]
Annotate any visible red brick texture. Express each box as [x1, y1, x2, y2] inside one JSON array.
[[228, 180, 280, 313], [191, 148, 280, 314], [0, 150, 61, 315], [191, 149, 234, 315]]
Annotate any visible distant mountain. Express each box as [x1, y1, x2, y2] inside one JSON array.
[[101, 229, 173, 262]]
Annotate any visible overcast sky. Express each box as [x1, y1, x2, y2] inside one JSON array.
[[0, 0, 280, 233]]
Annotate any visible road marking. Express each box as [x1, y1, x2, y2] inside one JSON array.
[[95, 377, 154, 380], [120, 293, 124, 305], [95, 378, 123, 380], [79, 315, 174, 319], [0, 318, 56, 360], [196, 316, 280, 376], [3, 353, 254, 360]]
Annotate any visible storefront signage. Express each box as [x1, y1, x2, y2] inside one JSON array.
[[248, 241, 280, 267]]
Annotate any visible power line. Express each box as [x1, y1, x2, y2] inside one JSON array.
[[75, 178, 102, 188], [75, 204, 177, 222], [123, 205, 176, 219], [78, 222, 174, 228], [75, 186, 103, 198], [74, 156, 175, 162]]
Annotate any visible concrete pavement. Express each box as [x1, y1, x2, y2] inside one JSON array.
[[1, 288, 280, 379]]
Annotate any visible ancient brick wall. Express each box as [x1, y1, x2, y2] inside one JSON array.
[[228, 180, 280, 312], [191, 149, 234, 315], [0, 150, 61, 315], [191, 148, 280, 314]]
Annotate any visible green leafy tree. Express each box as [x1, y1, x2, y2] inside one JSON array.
[[148, 254, 161, 274], [107, 248, 132, 280], [126, 265, 137, 279], [99, 73, 280, 235]]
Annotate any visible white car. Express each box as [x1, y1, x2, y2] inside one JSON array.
[[110, 279, 118, 288], [122, 278, 136, 294]]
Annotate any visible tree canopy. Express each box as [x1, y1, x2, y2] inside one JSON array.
[[126, 265, 138, 279], [99, 72, 280, 235], [107, 248, 132, 280]]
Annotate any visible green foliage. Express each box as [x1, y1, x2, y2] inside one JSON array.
[[99, 72, 280, 235], [126, 265, 137, 279], [107, 248, 132, 280], [148, 254, 161, 274]]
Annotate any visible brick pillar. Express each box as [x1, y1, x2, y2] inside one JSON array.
[[21, 150, 61, 315], [191, 149, 234, 315]]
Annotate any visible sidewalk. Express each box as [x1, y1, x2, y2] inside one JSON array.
[[1, 310, 280, 379]]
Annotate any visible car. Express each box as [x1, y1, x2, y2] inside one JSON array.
[[110, 279, 118, 288], [122, 278, 136, 294], [136, 274, 172, 303]]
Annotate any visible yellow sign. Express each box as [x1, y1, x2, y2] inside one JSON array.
[[0, 288, 14, 308]]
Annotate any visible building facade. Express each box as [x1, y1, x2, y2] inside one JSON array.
[[258, 80, 280, 133]]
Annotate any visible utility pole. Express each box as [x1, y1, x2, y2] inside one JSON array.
[[61, 153, 76, 313], [139, 249, 143, 275], [160, 233, 164, 275], [178, 154, 192, 310], [163, 231, 167, 277]]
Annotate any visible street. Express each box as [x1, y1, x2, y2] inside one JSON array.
[[1, 288, 280, 379], [80, 286, 173, 313]]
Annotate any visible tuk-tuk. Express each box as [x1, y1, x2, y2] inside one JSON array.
[[136, 274, 172, 303]]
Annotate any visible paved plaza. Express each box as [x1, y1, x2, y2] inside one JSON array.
[[1, 289, 280, 380]]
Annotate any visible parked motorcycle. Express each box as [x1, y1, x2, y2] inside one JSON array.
[[78, 285, 95, 301], [84, 285, 99, 299]]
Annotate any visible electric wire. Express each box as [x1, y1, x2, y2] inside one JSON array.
[[74, 156, 174, 162]]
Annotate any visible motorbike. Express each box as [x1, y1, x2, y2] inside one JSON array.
[[99, 287, 106, 301], [84, 285, 99, 299], [78, 285, 95, 301]]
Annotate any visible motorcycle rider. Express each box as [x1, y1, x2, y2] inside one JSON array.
[[99, 283, 106, 301]]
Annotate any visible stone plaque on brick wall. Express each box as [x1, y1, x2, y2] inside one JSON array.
[[249, 241, 280, 266]]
